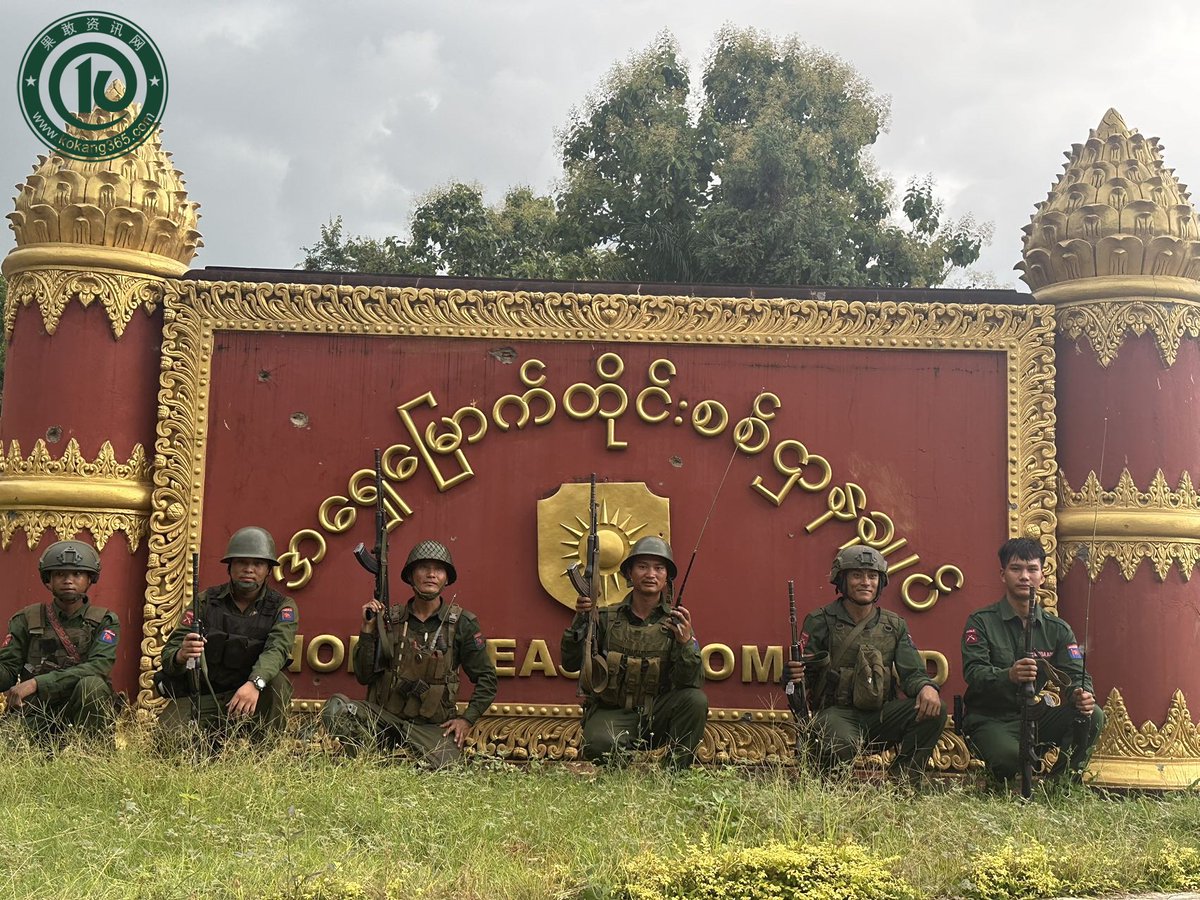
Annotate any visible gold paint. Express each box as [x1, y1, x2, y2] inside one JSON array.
[[647, 358, 675, 387], [396, 393, 474, 492], [701, 643, 735, 680], [752, 440, 832, 507], [517, 639, 560, 677], [690, 400, 728, 437], [1089, 688, 1200, 789], [487, 638, 517, 677], [537, 481, 669, 610], [1059, 469, 1200, 580], [741, 645, 783, 683], [306, 635, 346, 673], [317, 495, 356, 533], [901, 573, 939, 611], [635, 386, 671, 423], [920, 650, 949, 686], [275, 529, 327, 590], [806, 483, 867, 532]]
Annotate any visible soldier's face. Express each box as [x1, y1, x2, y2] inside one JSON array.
[[411, 561, 448, 598], [47, 570, 92, 604], [844, 568, 880, 605], [628, 557, 668, 596], [1001, 556, 1043, 602], [228, 557, 270, 593]]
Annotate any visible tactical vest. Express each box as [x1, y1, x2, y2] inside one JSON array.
[[20, 601, 109, 677], [816, 608, 900, 710], [200, 587, 285, 692], [371, 603, 462, 723], [596, 609, 675, 712]]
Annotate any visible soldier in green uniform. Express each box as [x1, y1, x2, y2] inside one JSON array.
[[961, 537, 1104, 782], [0, 540, 119, 743], [784, 545, 946, 778], [560, 537, 709, 767], [322, 540, 498, 768], [157, 526, 298, 746]]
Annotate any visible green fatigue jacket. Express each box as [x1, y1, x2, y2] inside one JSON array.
[[353, 598, 498, 726], [961, 597, 1092, 719], [0, 598, 119, 701], [160, 583, 298, 692], [560, 592, 704, 709], [795, 600, 936, 713]]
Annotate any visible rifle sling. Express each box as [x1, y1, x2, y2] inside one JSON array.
[[43, 602, 84, 665]]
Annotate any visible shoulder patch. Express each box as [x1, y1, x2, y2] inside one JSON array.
[[964, 627, 980, 645], [1067, 642, 1083, 659], [181, 610, 194, 628], [278, 606, 297, 623], [472, 632, 484, 649], [98, 628, 117, 645], [1, 632, 11, 648]]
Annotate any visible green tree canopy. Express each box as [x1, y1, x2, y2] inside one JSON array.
[[301, 27, 987, 287]]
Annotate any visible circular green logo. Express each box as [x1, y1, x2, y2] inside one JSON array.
[[18, 11, 168, 161]]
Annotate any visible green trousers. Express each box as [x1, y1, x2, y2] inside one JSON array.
[[581, 686, 708, 767], [157, 672, 292, 748], [804, 697, 948, 776], [321, 693, 462, 769], [964, 704, 1106, 780], [21, 675, 115, 743]]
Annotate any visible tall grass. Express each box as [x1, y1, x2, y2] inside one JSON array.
[[0, 719, 1198, 899]]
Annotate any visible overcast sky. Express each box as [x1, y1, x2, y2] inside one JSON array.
[[4, 0, 1199, 292]]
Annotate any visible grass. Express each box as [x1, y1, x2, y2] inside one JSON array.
[[1, 719, 1199, 899]]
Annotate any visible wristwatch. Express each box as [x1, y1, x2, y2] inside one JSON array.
[[249, 676, 266, 692]]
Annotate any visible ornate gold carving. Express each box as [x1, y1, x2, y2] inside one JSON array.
[[143, 282, 1057, 709], [0, 439, 151, 550], [1054, 293, 1200, 367], [537, 482, 671, 610], [3, 264, 172, 339], [1058, 469, 1200, 580], [1089, 689, 1200, 789]]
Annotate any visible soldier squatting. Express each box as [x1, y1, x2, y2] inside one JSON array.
[[1, 526, 1103, 787]]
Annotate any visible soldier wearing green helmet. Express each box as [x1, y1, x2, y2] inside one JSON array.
[[561, 535, 709, 767], [784, 544, 946, 779], [322, 539, 498, 768], [157, 526, 299, 747], [0, 539, 120, 744]]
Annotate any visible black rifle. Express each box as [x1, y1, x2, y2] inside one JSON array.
[[353, 449, 390, 667], [1018, 584, 1038, 799], [185, 552, 205, 727], [566, 474, 603, 695], [784, 579, 810, 723]]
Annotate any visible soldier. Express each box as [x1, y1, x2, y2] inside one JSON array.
[[560, 536, 708, 767], [322, 540, 497, 768], [961, 537, 1104, 782], [0, 540, 119, 743], [784, 545, 946, 778], [157, 526, 298, 745]]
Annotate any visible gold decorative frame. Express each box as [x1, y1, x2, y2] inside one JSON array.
[[1090, 688, 1200, 788], [1053, 293, 1200, 368], [142, 281, 1058, 725]]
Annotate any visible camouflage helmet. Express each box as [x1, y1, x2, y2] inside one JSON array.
[[829, 544, 889, 589], [401, 539, 457, 586], [619, 536, 678, 580], [221, 526, 279, 565], [38, 540, 101, 584]]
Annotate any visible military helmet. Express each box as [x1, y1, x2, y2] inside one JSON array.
[[221, 526, 279, 565], [401, 539, 457, 586], [38, 540, 101, 584], [619, 536, 678, 580], [829, 544, 889, 589]]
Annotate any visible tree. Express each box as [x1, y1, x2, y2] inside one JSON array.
[[299, 216, 432, 275]]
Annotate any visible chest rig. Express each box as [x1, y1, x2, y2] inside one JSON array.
[[596, 610, 674, 713], [813, 608, 900, 710], [372, 603, 463, 723], [200, 588, 284, 691], [20, 602, 108, 677]]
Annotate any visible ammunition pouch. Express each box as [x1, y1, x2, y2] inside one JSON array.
[[847, 643, 889, 711], [599, 652, 662, 712]]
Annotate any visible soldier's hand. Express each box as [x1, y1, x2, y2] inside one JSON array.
[[574, 595, 593, 615], [174, 632, 205, 666], [784, 660, 805, 683], [361, 599, 384, 633], [227, 681, 260, 718], [1072, 687, 1096, 715], [1008, 657, 1038, 684], [666, 605, 694, 645], [3, 678, 37, 710], [441, 716, 471, 748], [914, 684, 942, 722]]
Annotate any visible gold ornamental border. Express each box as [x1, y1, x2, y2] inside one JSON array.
[[141, 281, 1058, 710]]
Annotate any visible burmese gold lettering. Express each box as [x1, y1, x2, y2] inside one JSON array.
[[425, 405, 488, 453], [596, 352, 624, 380], [732, 416, 770, 454], [493, 386, 555, 431], [381, 443, 420, 482], [752, 391, 781, 421], [691, 400, 728, 437], [275, 528, 327, 590], [838, 511, 896, 551], [397, 392, 474, 492], [901, 573, 938, 611], [921, 650, 949, 686], [518, 639, 559, 677], [635, 386, 671, 423], [702, 643, 735, 680], [318, 495, 356, 533], [935, 565, 965, 593], [289, 634, 304, 673], [520, 359, 548, 388], [563, 382, 600, 418], [487, 638, 517, 676], [888, 554, 921, 577], [880, 538, 908, 557], [647, 358, 676, 387], [307, 635, 346, 673], [752, 439, 831, 507], [348, 468, 409, 529], [805, 483, 867, 533], [742, 645, 783, 683]]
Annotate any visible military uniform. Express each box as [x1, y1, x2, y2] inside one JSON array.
[[0, 598, 119, 738], [791, 599, 946, 775], [322, 598, 498, 768], [158, 582, 298, 740], [961, 598, 1105, 779], [561, 592, 708, 766]]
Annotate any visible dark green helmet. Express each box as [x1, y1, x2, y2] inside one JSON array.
[[38, 540, 101, 584], [401, 539, 457, 586], [829, 544, 889, 589], [620, 536, 677, 580], [221, 526, 279, 565]]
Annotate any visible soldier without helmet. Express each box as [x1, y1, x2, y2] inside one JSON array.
[[784, 544, 946, 778], [561, 536, 709, 767], [157, 526, 298, 747], [0, 539, 120, 744], [321, 539, 498, 768]]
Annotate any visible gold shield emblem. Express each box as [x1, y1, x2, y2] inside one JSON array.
[[537, 482, 671, 610]]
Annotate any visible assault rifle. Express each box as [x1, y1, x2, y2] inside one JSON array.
[[784, 579, 810, 723], [567, 474, 605, 695], [185, 552, 204, 727], [353, 449, 390, 666], [1018, 584, 1038, 799]]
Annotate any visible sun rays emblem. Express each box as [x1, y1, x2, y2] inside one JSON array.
[[537, 482, 671, 611]]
